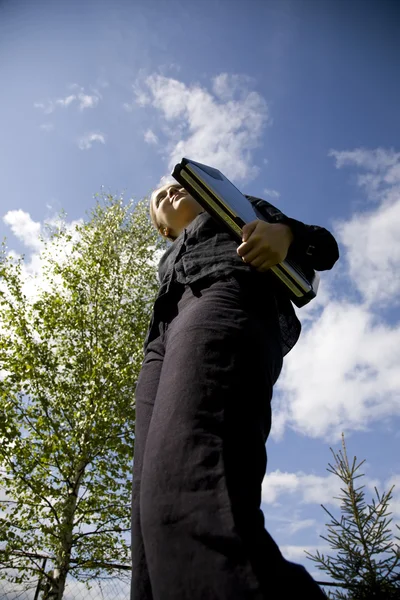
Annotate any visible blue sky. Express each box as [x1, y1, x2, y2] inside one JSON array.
[[1, 0, 399, 593]]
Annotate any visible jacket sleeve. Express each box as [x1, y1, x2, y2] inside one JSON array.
[[246, 195, 340, 272]]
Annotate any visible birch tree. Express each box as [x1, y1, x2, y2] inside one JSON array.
[[0, 193, 166, 598]]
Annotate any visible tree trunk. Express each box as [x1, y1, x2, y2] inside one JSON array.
[[49, 457, 87, 599]]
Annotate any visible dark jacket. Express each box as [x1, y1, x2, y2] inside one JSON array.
[[143, 196, 339, 357]]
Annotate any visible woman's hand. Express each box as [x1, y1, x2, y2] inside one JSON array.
[[236, 220, 294, 273]]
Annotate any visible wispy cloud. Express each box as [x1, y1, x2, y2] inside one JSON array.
[[280, 543, 334, 579], [55, 94, 76, 108], [273, 147, 400, 441], [280, 544, 330, 563], [144, 129, 159, 145], [34, 84, 101, 115], [284, 518, 317, 536], [211, 73, 254, 101], [330, 148, 400, 307], [34, 101, 54, 115], [39, 123, 55, 132], [330, 148, 400, 190], [387, 474, 400, 519], [77, 93, 100, 110], [131, 72, 269, 183], [263, 188, 280, 198], [77, 132, 106, 150]]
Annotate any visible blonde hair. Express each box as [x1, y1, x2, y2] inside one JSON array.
[[149, 185, 178, 242]]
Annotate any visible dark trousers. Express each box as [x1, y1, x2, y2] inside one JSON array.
[[131, 275, 326, 599]]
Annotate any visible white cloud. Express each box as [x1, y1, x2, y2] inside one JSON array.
[[34, 97, 73, 113], [55, 94, 76, 108], [279, 544, 335, 582], [274, 301, 400, 440], [3, 210, 42, 251], [144, 129, 159, 145], [133, 87, 151, 107], [2, 211, 83, 301], [263, 188, 280, 198], [330, 147, 400, 181], [262, 469, 341, 506], [330, 148, 400, 212], [387, 474, 400, 519], [330, 149, 400, 308], [335, 199, 400, 307], [144, 76, 188, 120], [77, 93, 100, 110], [284, 518, 317, 535], [212, 73, 253, 101], [77, 132, 106, 150], [272, 147, 400, 441], [34, 85, 101, 116], [262, 468, 395, 514], [280, 544, 330, 563], [34, 101, 54, 115], [133, 72, 269, 182]]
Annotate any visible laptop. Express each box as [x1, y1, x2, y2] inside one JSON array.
[[171, 158, 319, 307]]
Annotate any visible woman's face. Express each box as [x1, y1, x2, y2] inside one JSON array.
[[151, 183, 204, 238]]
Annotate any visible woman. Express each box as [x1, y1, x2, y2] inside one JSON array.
[[131, 182, 339, 599]]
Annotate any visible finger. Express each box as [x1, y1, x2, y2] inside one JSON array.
[[260, 257, 281, 271], [241, 247, 270, 264], [236, 242, 245, 257], [255, 260, 273, 273], [237, 240, 252, 257], [249, 255, 268, 269], [241, 220, 258, 242], [251, 249, 282, 266], [236, 237, 260, 257]]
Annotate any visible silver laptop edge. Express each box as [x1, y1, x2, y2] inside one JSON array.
[[180, 166, 314, 298]]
